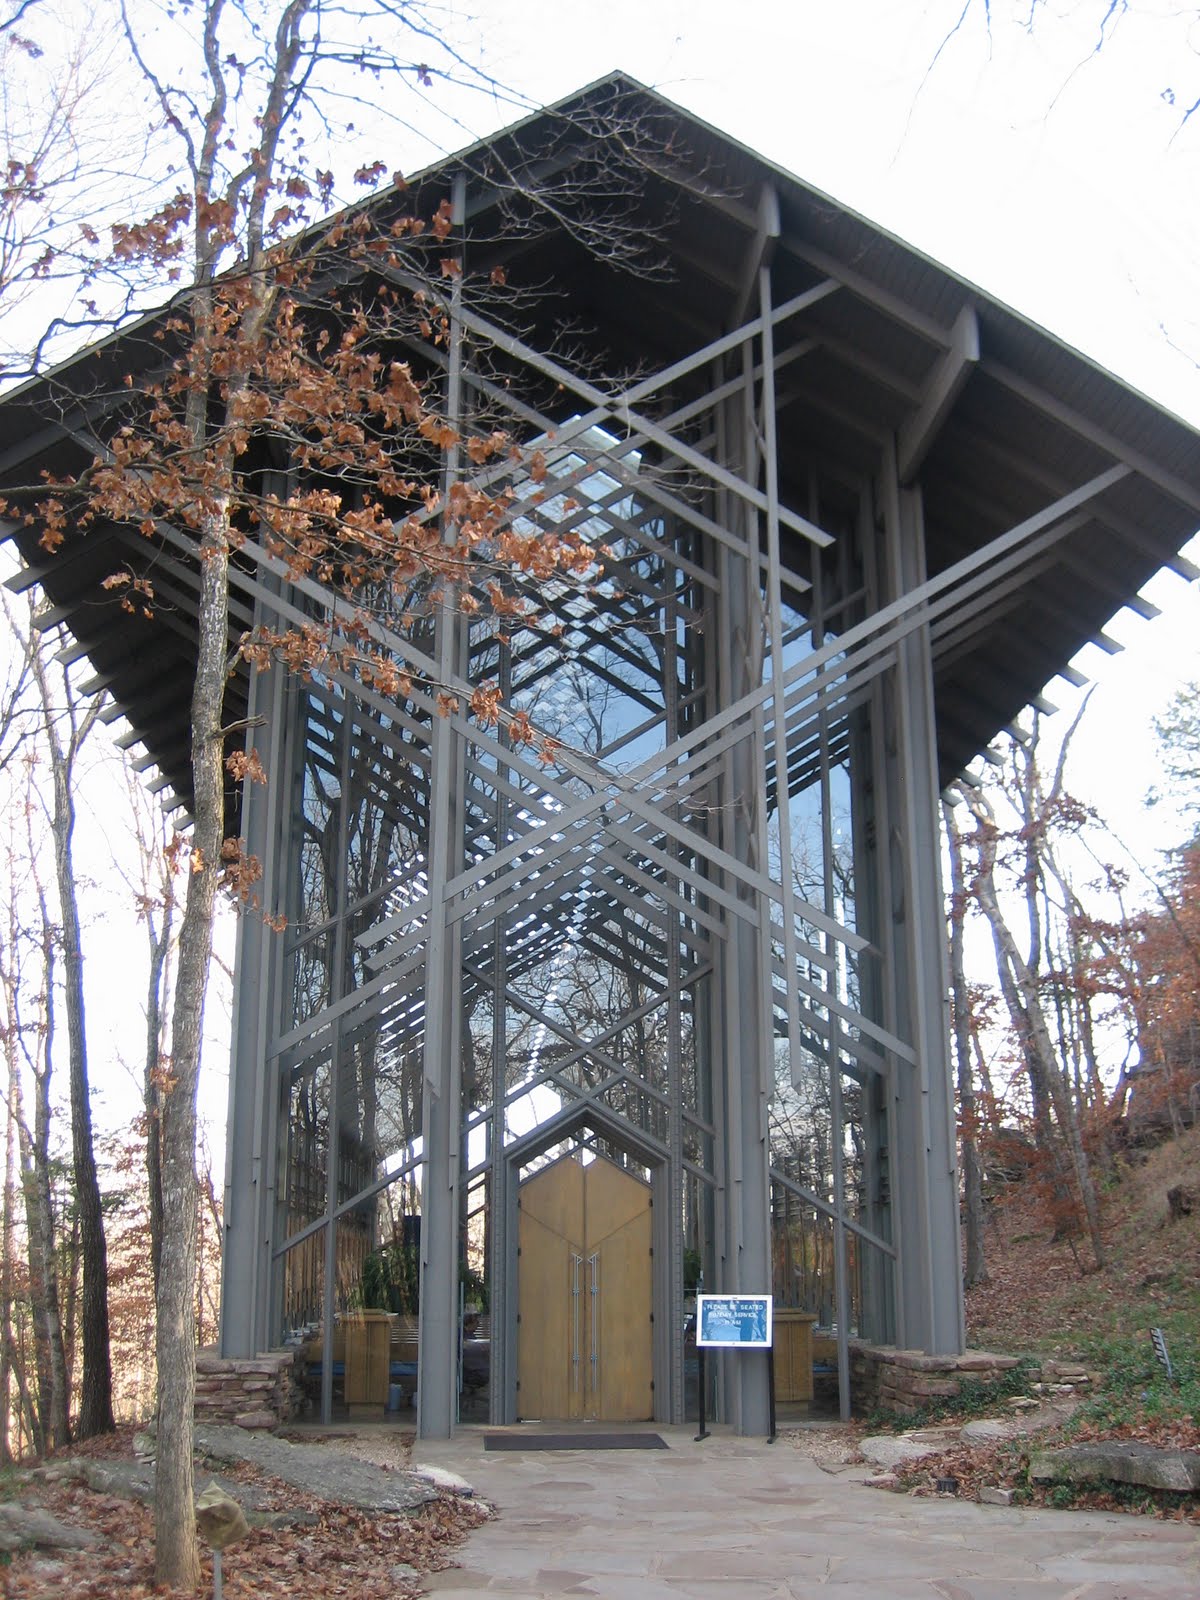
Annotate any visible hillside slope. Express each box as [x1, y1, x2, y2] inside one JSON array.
[[865, 1129, 1200, 1515], [966, 1124, 1200, 1361]]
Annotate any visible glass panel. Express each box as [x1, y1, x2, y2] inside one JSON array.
[[344, 712, 429, 931], [348, 1186, 422, 1418], [286, 928, 332, 1029], [288, 689, 344, 936], [337, 992, 425, 1203], [284, 1050, 331, 1245], [280, 1230, 325, 1342], [460, 1172, 490, 1423]]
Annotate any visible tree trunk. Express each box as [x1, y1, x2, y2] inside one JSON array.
[[51, 772, 114, 1437], [943, 804, 988, 1288], [0, 939, 48, 1457], [144, 899, 172, 1301], [28, 631, 113, 1436], [1, 1076, 15, 1464], [154, 520, 229, 1591], [2, 1328, 39, 1459], [966, 804, 1106, 1270], [21, 899, 71, 1450]]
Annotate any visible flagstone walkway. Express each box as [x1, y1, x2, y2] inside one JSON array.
[[412, 1424, 1200, 1599]]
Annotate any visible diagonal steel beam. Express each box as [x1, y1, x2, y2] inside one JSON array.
[[897, 304, 979, 485]]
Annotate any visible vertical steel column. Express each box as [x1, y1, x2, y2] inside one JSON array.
[[715, 342, 773, 1437], [808, 496, 853, 1422], [319, 691, 355, 1423], [877, 446, 965, 1355], [663, 544, 686, 1423], [417, 172, 468, 1438], [219, 642, 285, 1359], [266, 672, 307, 1355], [846, 490, 896, 1349], [709, 367, 735, 1429], [757, 268, 806, 1125], [693, 506, 722, 1419], [487, 635, 512, 1425]]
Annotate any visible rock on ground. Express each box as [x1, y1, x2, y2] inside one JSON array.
[[411, 1463, 474, 1496], [961, 1419, 1014, 1444], [35, 1455, 322, 1526], [194, 1424, 437, 1512], [865, 1471, 902, 1491], [859, 1435, 937, 1470], [979, 1485, 1016, 1506], [0, 1502, 100, 1553], [1030, 1442, 1200, 1493]]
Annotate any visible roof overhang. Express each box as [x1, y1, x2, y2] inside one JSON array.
[[2, 72, 1197, 806]]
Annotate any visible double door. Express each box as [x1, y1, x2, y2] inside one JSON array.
[[517, 1153, 653, 1422]]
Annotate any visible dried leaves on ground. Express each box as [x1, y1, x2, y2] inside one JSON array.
[[889, 1431, 1200, 1522], [784, 1421, 868, 1473], [967, 1133, 1200, 1355], [3, 1428, 490, 1599]]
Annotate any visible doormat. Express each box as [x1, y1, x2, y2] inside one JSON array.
[[484, 1432, 667, 1451]]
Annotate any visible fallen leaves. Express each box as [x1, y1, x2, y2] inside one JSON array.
[[5, 1431, 491, 1599], [892, 1431, 1200, 1522]]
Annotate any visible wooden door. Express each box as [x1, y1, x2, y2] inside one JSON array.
[[516, 1154, 584, 1420], [517, 1154, 652, 1422], [585, 1155, 653, 1421]]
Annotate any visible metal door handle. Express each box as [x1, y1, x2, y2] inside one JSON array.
[[588, 1251, 600, 1396], [571, 1253, 582, 1391]]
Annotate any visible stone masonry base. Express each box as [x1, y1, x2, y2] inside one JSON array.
[[193, 1347, 303, 1430], [849, 1342, 1096, 1417], [193, 1340, 1091, 1430]]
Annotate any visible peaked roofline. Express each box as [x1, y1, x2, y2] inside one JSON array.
[[3, 71, 1198, 809], [6, 68, 1196, 448]]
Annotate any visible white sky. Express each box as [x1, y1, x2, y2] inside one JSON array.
[[460, 0, 1200, 427], [12, 0, 1200, 1141]]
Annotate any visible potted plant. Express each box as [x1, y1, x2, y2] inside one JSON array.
[[459, 1263, 488, 1316], [360, 1239, 420, 1316]]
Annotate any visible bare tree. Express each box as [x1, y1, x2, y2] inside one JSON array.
[[0, 771, 71, 1451], [0, 0, 160, 375], [21, 606, 113, 1436], [120, 762, 181, 1301], [943, 799, 988, 1288], [951, 714, 1107, 1271], [0, 1031, 14, 1462], [72, 3, 601, 1583], [924, 0, 1200, 162]]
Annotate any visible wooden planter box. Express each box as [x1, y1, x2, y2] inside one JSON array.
[[772, 1310, 818, 1404], [343, 1310, 392, 1415]]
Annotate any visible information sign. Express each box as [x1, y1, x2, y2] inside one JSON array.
[[695, 1293, 773, 1348]]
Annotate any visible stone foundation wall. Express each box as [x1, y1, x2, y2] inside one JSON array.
[[847, 1342, 1092, 1417], [193, 1348, 303, 1430]]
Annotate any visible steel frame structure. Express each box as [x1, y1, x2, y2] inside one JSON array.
[[222, 241, 968, 1439], [4, 77, 1199, 1443]]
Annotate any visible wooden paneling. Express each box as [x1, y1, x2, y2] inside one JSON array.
[[591, 1174, 653, 1422], [772, 1309, 817, 1404], [520, 1152, 585, 1240], [343, 1310, 392, 1412], [517, 1209, 577, 1419], [518, 1154, 652, 1422], [585, 1155, 651, 1237]]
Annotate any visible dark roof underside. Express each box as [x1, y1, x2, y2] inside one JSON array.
[[2, 73, 1198, 809]]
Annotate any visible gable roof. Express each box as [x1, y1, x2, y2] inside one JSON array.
[[2, 71, 1197, 810]]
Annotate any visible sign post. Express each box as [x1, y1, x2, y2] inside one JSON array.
[[694, 1294, 776, 1444], [694, 1343, 709, 1443]]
